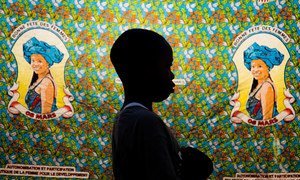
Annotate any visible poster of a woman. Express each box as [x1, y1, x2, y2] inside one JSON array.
[[243, 42, 284, 120], [8, 23, 74, 120], [230, 32, 296, 126], [23, 37, 64, 114]]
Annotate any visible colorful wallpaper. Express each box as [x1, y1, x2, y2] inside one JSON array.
[[0, 0, 299, 179]]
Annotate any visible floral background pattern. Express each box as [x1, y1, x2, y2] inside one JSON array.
[[0, 0, 299, 179]]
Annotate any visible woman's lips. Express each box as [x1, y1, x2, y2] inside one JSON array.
[[252, 72, 261, 76]]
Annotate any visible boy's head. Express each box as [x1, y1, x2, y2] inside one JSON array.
[[110, 29, 175, 102]]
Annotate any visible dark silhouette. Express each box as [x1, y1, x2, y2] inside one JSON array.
[[180, 147, 213, 180], [111, 29, 213, 180], [111, 29, 180, 180]]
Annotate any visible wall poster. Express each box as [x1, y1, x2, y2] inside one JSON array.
[[0, 0, 299, 179]]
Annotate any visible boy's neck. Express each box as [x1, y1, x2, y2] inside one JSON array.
[[123, 96, 153, 111]]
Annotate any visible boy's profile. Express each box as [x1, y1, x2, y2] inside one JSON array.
[[110, 29, 181, 179]]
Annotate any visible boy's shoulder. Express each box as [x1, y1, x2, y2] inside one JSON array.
[[119, 106, 163, 128]]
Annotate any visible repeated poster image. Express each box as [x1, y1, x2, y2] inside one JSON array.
[[230, 26, 295, 126], [7, 21, 74, 120], [1, 1, 299, 179]]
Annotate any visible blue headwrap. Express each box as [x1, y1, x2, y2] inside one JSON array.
[[23, 37, 64, 67], [244, 42, 284, 70]]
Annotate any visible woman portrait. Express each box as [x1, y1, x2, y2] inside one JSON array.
[[23, 37, 64, 114], [244, 42, 284, 120]]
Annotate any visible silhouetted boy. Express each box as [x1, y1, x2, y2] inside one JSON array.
[[111, 29, 181, 179]]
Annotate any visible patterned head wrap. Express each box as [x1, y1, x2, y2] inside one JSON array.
[[23, 37, 64, 67], [244, 42, 284, 70]]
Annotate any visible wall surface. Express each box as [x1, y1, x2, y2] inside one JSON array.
[[0, 0, 299, 179]]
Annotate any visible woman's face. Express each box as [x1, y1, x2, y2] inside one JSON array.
[[30, 54, 49, 75], [251, 59, 269, 81]]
